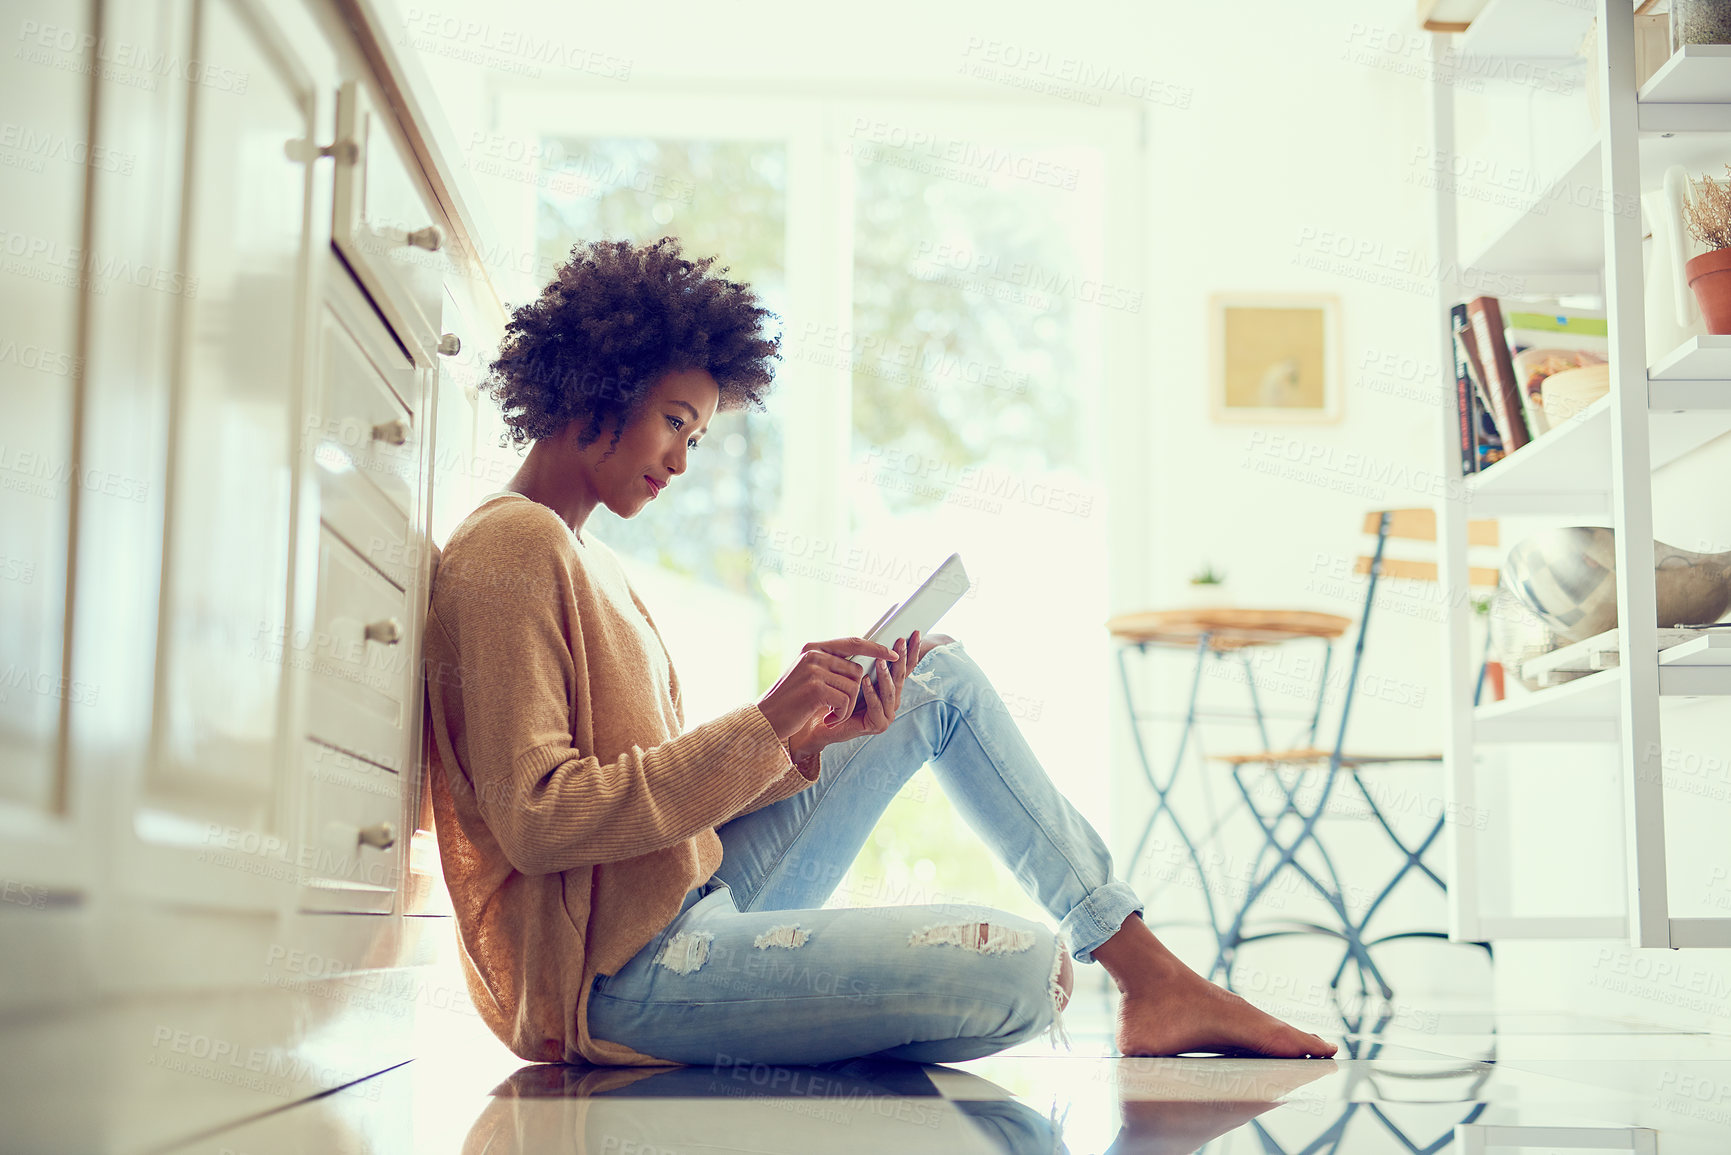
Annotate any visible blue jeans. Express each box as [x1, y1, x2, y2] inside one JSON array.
[[585, 641, 1144, 1066]]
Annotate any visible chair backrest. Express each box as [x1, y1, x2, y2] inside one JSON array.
[[1316, 509, 1499, 763], [1352, 509, 1499, 588]]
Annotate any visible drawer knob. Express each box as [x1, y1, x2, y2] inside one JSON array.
[[372, 419, 409, 446], [405, 225, 443, 252], [437, 332, 461, 357], [364, 618, 403, 645], [357, 822, 397, 851]]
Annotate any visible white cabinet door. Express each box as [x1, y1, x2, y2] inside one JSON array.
[[0, 0, 93, 845], [134, 0, 325, 896], [331, 79, 452, 365]]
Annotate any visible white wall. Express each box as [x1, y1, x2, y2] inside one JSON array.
[[1131, 3, 1525, 1009]]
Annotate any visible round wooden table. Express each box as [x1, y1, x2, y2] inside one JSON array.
[[1107, 607, 1355, 652]]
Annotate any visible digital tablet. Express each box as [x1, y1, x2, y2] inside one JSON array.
[[845, 553, 970, 712]]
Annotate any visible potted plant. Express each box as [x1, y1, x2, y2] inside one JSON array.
[[1682, 163, 1731, 334], [1184, 561, 1231, 608], [1470, 593, 1504, 702]]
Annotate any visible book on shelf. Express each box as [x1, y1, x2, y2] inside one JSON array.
[[1451, 308, 1475, 477], [1465, 295, 1529, 452], [1505, 307, 1609, 357], [1450, 297, 1605, 465], [1453, 303, 1492, 413], [1450, 303, 1505, 475], [1457, 314, 1505, 467]]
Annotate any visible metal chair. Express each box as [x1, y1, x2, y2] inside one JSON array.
[[1208, 509, 1498, 1000]]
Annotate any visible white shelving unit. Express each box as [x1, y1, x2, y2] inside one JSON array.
[[1431, 0, 1731, 948]]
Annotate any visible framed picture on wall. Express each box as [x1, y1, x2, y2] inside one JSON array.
[[1208, 293, 1342, 423]]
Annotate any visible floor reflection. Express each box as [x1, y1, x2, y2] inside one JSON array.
[[465, 1057, 1335, 1155], [468, 1058, 1029, 1155], [180, 990, 1727, 1154]]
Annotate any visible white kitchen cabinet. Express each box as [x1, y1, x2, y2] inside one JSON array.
[[141, 0, 319, 845], [0, 0, 510, 1146]]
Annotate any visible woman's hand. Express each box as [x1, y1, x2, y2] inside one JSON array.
[[757, 636, 899, 744], [783, 631, 922, 762]]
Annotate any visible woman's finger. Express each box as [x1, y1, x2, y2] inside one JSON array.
[[801, 660, 858, 699], [819, 675, 858, 719], [856, 665, 878, 715], [807, 637, 899, 663], [861, 665, 890, 731], [879, 641, 906, 715], [804, 650, 868, 680], [873, 658, 896, 722]]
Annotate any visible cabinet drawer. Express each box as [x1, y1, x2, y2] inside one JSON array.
[[311, 279, 423, 591], [318, 469, 419, 593], [315, 304, 419, 518], [299, 739, 401, 915], [304, 527, 416, 775], [331, 79, 448, 364]]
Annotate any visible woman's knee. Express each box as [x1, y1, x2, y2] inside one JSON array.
[[902, 910, 1060, 1039], [913, 640, 992, 705]]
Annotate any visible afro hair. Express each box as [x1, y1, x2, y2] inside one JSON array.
[[485, 236, 782, 454]]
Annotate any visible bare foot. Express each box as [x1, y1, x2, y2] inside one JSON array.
[[1093, 914, 1336, 1059], [1115, 973, 1336, 1058]]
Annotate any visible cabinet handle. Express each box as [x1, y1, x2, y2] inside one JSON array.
[[371, 419, 409, 446], [405, 225, 443, 252], [357, 822, 397, 851], [284, 138, 357, 164], [437, 332, 461, 356], [364, 618, 403, 645]]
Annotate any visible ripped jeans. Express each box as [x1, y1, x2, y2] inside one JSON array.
[[585, 640, 1145, 1066]]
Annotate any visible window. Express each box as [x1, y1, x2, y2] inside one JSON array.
[[483, 92, 1140, 919]]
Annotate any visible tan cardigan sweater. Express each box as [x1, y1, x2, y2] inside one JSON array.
[[423, 493, 822, 1066]]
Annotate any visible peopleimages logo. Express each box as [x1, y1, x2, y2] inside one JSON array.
[[15, 20, 249, 93], [911, 240, 1143, 314], [0, 228, 199, 298], [846, 117, 1080, 191], [1241, 430, 1473, 504], [957, 37, 1194, 109], [398, 9, 632, 81], [0, 442, 149, 503], [858, 446, 1097, 518], [1291, 225, 1526, 298], [463, 131, 695, 203], [0, 122, 134, 174]]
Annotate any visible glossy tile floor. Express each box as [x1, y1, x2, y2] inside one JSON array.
[[170, 981, 1728, 1154]]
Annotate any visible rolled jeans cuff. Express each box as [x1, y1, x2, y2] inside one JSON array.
[[1060, 881, 1144, 965]]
